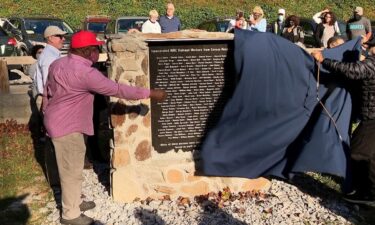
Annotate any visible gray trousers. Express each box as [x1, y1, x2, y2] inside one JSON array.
[[52, 133, 85, 220]]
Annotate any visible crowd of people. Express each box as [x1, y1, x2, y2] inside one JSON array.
[[25, 2, 375, 225], [227, 6, 372, 49]]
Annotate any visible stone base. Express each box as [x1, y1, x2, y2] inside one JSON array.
[[112, 149, 270, 203]]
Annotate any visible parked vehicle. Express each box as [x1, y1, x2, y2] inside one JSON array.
[[0, 26, 21, 57], [2, 17, 74, 55], [0, 25, 27, 70], [105, 16, 147, 35], [83, 15, 111, 41], [197, 18, 232, 32]]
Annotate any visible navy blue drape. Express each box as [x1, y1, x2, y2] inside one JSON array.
[[200, 29, 361, 179]]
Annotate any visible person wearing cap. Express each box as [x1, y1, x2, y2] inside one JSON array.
[[35, 25, 67, 100], [247, 6, 267, 32], [34, 25, 67, 205], [42, 30, 166, 225], [346, 6, 372, 42], [159, 2, 181, 33], [271, 8, 286, 35], [312, 39, 375, 206]]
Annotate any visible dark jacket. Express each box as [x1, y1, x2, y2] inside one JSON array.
[[314, 23, 339, 47], [322, 56, 375, 120], [271, 20, 285, 35], [282, 26, 304, 44], [159, 16, 181, 33]]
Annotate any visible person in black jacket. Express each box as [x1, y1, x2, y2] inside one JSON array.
[[282, 15, 304, 46], [314, 12, 341, 48], [312, 40, 375, 206]]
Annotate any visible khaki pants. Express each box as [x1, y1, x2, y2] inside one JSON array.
[[52, 133, 85, 220]]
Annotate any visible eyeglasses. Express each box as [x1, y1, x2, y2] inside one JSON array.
[[53, 35, 65, 39], [325, 16, 332, 18]]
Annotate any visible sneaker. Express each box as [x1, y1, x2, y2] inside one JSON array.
[[343, 190, 375, 206], [60, 214, 94, 225], [79, 201, 96, 211]]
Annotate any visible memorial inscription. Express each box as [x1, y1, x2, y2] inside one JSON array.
[[149, 40, 234, 153]]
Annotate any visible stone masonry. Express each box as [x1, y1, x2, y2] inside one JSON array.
[[107, 30, 271, 203]]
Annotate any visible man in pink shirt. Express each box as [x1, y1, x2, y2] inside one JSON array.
[[43, 30, 166, 225]]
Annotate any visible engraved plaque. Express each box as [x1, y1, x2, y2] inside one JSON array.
[[149, 40, 235, 153]]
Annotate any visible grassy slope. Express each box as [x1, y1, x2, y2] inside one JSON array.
[[1, 0, 374, 29], [0, 120, 52, 225]]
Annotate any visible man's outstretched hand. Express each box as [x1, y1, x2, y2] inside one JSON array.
[[312, 51, 324, 63], [150, 89, 167, 102]]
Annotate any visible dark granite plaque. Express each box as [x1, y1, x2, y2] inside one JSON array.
[[149, 40, 235, 153]]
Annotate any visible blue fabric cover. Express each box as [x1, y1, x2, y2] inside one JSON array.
[[200, 29, 361, 179]]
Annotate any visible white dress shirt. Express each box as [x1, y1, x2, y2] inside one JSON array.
[[36, 44, 61, 95]]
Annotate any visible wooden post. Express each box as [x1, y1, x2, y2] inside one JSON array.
[[0, 60, 9, 94]]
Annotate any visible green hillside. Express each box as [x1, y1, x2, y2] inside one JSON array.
[[1, 0, 374, 29]]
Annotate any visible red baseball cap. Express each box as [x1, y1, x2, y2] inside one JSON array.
[[71, 30, 104, 48]]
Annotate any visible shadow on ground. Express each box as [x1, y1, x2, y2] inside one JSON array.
[[0, 194, 30, 225], [287, 173, 375, 225], [133, 199, 248, 225]]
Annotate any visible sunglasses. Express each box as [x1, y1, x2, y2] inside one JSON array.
[[53, 34, 65, 39]]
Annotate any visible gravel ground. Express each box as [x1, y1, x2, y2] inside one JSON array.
[[42, 164, 371, 225]]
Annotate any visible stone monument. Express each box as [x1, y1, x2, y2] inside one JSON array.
[[107, 31, 270, 203]]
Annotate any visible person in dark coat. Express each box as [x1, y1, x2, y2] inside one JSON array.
[[312, 39, 375, 206], [282, 15, 304, 46]]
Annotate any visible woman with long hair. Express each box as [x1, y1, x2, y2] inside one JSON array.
[[315, 12, 341, 48], [282, 15, 305, 46]]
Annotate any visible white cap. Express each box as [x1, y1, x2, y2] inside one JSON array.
[[354, 6, 363, 16], [44, 25, 67, 38], [278, 8, 286, 15]]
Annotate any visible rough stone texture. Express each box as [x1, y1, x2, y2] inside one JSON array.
[[181, 181, 209, 196], [110, 114, 125, 127], [109, 31, 270, 203], [241, 177, 272, 191], [112, 167, 145, 203], [134, 140, 151, 161], [142, 114, 151, 128], [135, 75, 148, 88], [153, 185, 176, 195], [112, 148, 131, 168], [125, 124, 138, 137], [166, 169, 184, 183]]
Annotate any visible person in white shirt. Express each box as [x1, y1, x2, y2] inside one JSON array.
[[142, 10, 161, 33], [35, 25, 66, 108], [248, 6, 267, 32], [313, 8, 341, 36]]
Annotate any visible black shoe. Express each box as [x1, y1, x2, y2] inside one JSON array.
[[343, 190, 375, 206], [79, 201, 96, 211], [60, 214, 94, 225], [84, 161, 93, 170]]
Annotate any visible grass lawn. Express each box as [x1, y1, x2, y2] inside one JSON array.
[[0, 120, 52, 225]]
